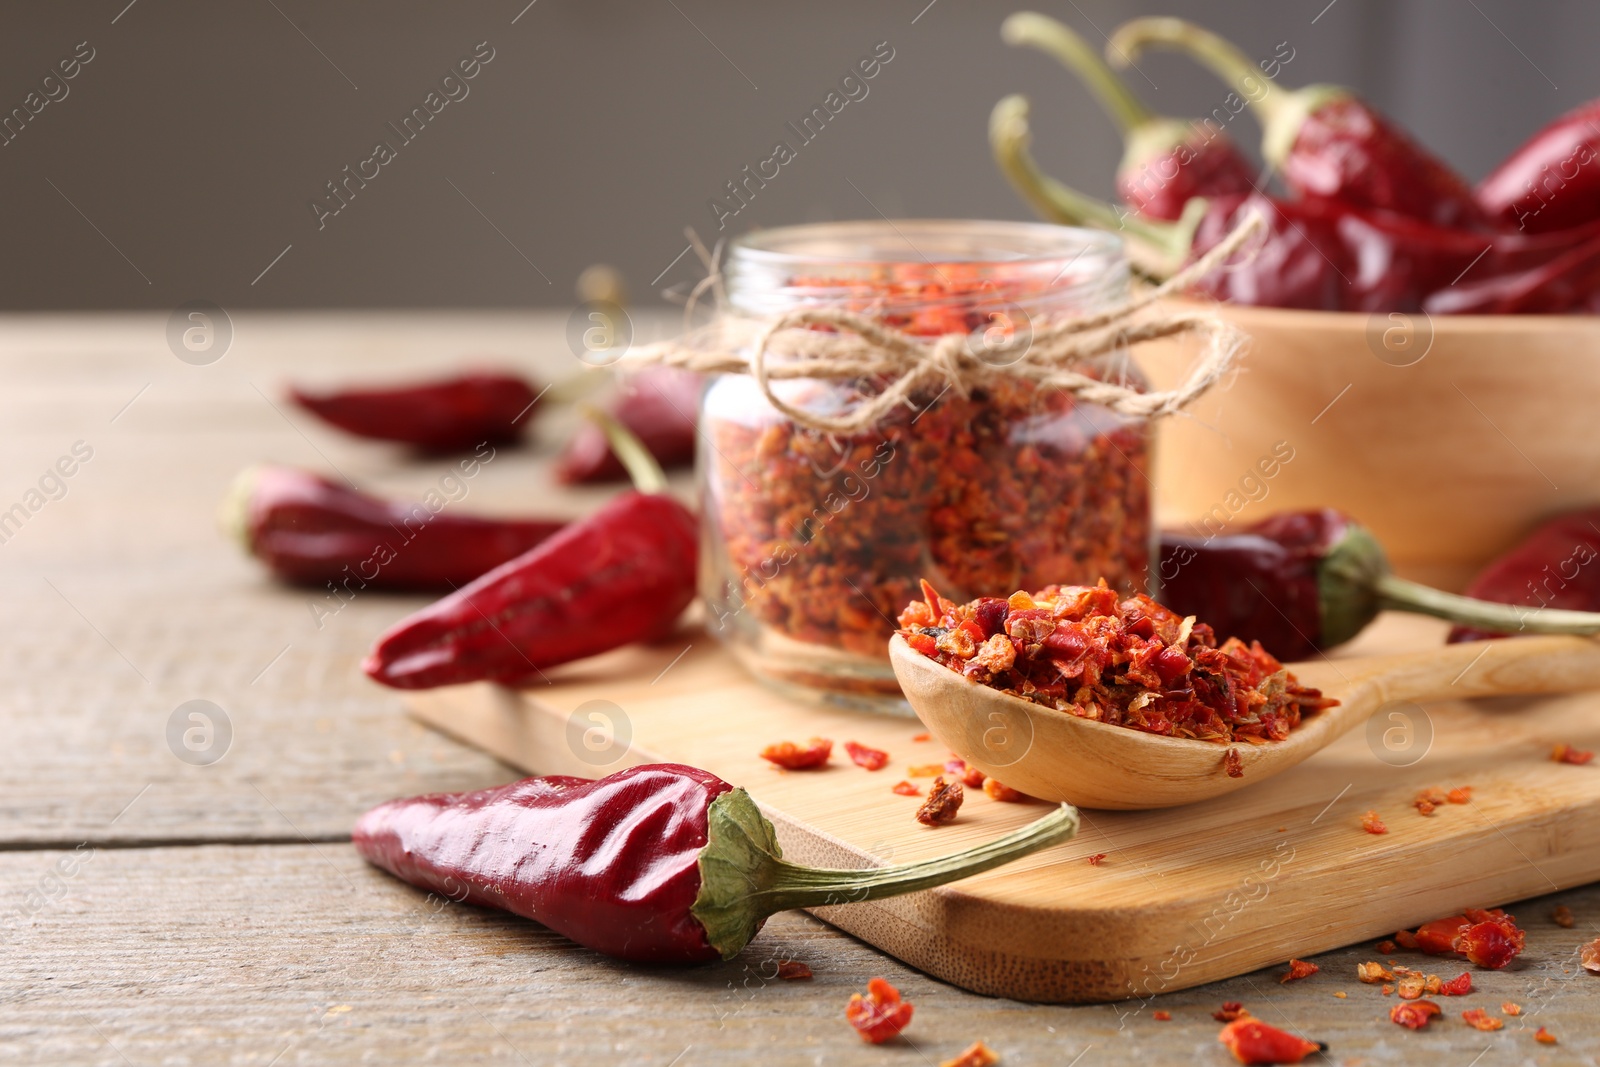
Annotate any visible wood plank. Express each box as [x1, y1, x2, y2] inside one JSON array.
[[411, 613, 1600, 1003], [3, 843, 1596, 1064]]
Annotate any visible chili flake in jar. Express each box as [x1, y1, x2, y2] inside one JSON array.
[[700, 221, 1146, 710]]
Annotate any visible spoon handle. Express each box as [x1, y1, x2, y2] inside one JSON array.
[[1321, 634, 1600, 708]]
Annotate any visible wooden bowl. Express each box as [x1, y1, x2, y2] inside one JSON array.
[[1138, 305, 1600, 589]]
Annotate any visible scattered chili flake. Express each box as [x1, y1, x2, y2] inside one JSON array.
[[908, 763, 946, 777], [1375, 940, 1397, 954], [1413, 787, 1448, 816], [898, 581, 1335, 742], [982, 777, 1027, 802], [944, 757, 987, 788], [1361, 810, 1388, 835], [1447, 786, 1472, 804], [1394, 929, 1419, 950], [1389, 999, 1441, 1030], [1461, 1008, 1504, 1032], [1581, 937, 1600, 973], [1280, 959, 1319, 983], [1552, 741, 1594, 764], [1395, 974, 1428, 1000], [1439, 972, 1473, 996], [1357, 962, 1394, 984], [1212, 1002, 1247, 1022], [1216, 1018, 1323, 1065], [912, 732, 932, 742], [916, 777, 963, 827], [1381, 984, 1394, 996], [1152, 1010, 1171, 1021], [1553, 905, 1575, 928], [844, 741, 889, 771], [1501, 1001, 1521, 1016], [891, 781, 921, 797], [1332, 991, 1346, 999], [1458, 915, 1526, 969], [777, 960, 813, 980], [939, 1041, 999, 1067], [761, 738, 832, 770], [1224, 748, 1244, 778], [1535, 1026, 1557, 1044], [846, 977, 914, 1044], [1086, 852, 1108, 867]]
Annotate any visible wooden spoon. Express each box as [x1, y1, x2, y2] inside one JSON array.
[[889, 633, 1600, 810]]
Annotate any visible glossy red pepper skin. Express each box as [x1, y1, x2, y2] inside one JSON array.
[[363, 490, 697, 688], [229, 464, 563, 591], [1478, 99, 1600, 234], [556, 368, 700, 484], [1426, 228, 1600, 314], [1119, 130, 1255, 221], [353, 764, 734, 963], [1447, 510, 1600, 643], [290, 371, 541, 453], [1217, 1017, 1323, 1065]]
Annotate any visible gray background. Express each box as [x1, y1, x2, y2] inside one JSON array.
[[3, 0, 1596, 310]]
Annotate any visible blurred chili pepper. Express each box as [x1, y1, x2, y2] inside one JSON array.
[[1217, 1017, 1323, 1065], [290, 370, 541, 453], [363, 410, 696, 688], [1107, 17, 1493, 231], [1447, 510, 1600, 643], [1158, 509, 1600, 661], [1425, 227, 1600, 314], [555, 366, 701, 484], [353, 763, 1079, 964], [1478, 99, 1600, 234], [1001, 12, 1256, 221], [222, 463, 563, 591]]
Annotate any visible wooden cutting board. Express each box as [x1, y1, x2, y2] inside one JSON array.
[[406, 612, 1600, 1004]]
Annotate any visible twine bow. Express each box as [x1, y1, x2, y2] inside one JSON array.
[[622, 211, 1263, 435]]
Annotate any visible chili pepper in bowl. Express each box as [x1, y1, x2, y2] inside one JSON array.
[[290, 370, 542, 453], [221, 464, 564, 591], [555, 366, 701, 484], [352, 762, 1079, 963], [1001, 11, 1256, 221], [1446, 509, 1600, 643], [1106, 17, 1493, 231], [1478, 99, 1600, 234], [1159, 509, 1600, 661], [363, 410, 696, 689]]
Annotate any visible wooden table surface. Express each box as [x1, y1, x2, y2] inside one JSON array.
[[3, 311, 1596, 1066]]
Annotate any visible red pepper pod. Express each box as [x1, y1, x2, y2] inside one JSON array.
[[353, 763, 1080, 964], [290, 371, 541, 453], [1447, 510, 1600, 643], [1478, 99, 1600, 234], [555, 366, 701, 484], [222, 464, 564, 591]]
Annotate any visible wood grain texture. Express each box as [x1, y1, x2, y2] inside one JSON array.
[[411, 613, 1600, 1002]]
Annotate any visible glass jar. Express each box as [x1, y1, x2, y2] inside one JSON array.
[[698, 220, 1150, 712]]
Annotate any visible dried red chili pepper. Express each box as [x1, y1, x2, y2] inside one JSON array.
[[1280, 959, 1318, 983], [1461, 1008, 1504, 1032], [1160, 510, 1600, 662], [844, 741, 889, 771], [1108, 18, 1492, 231], [1478, 99, 1600, 234], [290, 370, 541, 453], [1002, 12, 1255, 221], [847, 977, 914, 1043], [1447, 510, 1600, 643], [916, 777, 964, 827], [555, 367, 701, 484], [1424, 228, 1600, 314], [363, 411, 696, 689], [222, 464, 563, 591], [761, 738, 832, 770], [940, 1041, 999, 1067], [1389, 1000, 1441, 1030], [1217, 1018, 1323, 1065], [354, 763, 1078, 964]]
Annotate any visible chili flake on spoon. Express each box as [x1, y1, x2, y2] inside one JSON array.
[[897, 580, 1334, 743]]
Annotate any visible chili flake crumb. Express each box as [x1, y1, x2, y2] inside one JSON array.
[[1552, 741, 1594, 764], [1461, 1008, 1504, 1032], [1332, 992, 1346, 999], [846, 977, 913, 1044], [1389, 1000, 1441, 1030], [1224, 748, 1244, 778], [1280, 959, 1318, 983], [1581, 936, 1600, 973], [1152, 1010, 1171, 1021], [1086, 853, 1108, 867], [844, 741, 889, 771], [944, 757, 987, 788], [761, 738, 832, 770], [912, 732, 932, 742], [1394, 929, 1419, 950], [1216, 1018, 1323, 1065], [908, 763, 946, 777], [1381, 984, 1394, 996], [1501, 1001, 1521, 1016], [1395, 973, 1426, 1000], [1458, 911, 1526, 969], [1376, 940, 1397, 954], [1361, 810, 1388, 835], [1553, 904, 1575, 928], [1447, 786, 1472, 804], [1357, 962, 1393, 984], [1439, 972, 1473, 996], [1535, 1026, 1557, 1044], [891, 781, 921, 797], [898, 581, 1334, 742], [777, 960, 813, 980], [1414, 787, 1448, 816], [916, 776, 963, 826], [982, 777, 1027, 802], [938, 1041, 999, 1067], [1212, 1001, 1247, 1022]]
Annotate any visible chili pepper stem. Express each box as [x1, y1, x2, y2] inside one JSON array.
[[690, 788, 1079, 959], [582, 404, 669, 494], [1003, 12, 1155, 135], [1375, 574, 1600, 638], [989, 95, 1202, 275], [217, 465, 262, 551]]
